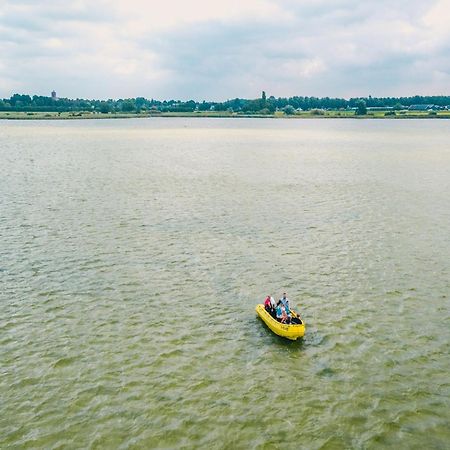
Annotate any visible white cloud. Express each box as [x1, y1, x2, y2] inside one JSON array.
[[279, 58, 327, 79], [423, 0, 450, 32], [0, 0, 449, 99], [43, 38, 63, 49], [113, 0, 291, 32]]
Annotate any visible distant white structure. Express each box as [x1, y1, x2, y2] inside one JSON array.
[[408, 104, 435, 111], [51, 90, 57, 100]]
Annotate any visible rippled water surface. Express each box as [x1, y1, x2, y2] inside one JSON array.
[[1, 118, 449, 449]]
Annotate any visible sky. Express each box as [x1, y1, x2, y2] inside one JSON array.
[[1, 0, 449, 101]]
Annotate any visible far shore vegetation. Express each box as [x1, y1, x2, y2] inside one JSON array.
[[1, 92, 450, 119]]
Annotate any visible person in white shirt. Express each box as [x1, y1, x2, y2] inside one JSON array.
[[279, 292, 290, 309], [269, 296, 276, 309]]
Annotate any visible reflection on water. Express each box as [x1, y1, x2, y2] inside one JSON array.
[[1, 118, 449, 448]]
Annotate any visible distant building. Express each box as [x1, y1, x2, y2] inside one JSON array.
[[51, 90, 57, 100], [408, 104, 435, 111]]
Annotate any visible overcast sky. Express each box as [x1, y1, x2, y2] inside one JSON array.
[[1, 0, 449, 100]]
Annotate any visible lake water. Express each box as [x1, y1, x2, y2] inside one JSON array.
[[1, 118, 449, 449]]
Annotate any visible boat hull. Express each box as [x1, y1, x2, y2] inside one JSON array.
[[256, 304, 305, 340]]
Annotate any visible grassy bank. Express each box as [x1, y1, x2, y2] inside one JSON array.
[[1, 110, 450, 120]]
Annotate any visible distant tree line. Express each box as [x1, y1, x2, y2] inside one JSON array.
[[1, 92, 449, 114]]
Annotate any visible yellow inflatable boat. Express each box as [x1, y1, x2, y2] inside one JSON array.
[[256, 303, 305, 340]]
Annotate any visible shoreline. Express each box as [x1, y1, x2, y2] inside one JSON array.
[[1, 111, 449, 120]]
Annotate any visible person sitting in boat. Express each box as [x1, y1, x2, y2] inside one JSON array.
[[269, 295, 277, 318], [283, 303, 293, 324], [284, 303, 292, 324], [291, 315, 302, 325], [276, 299, 291, 324], [275, 301, 282, 322], [270, 296, 276, 306], [264, 295, 277, 318]]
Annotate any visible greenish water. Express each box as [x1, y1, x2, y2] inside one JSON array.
[[1, 118, 449, 449]]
